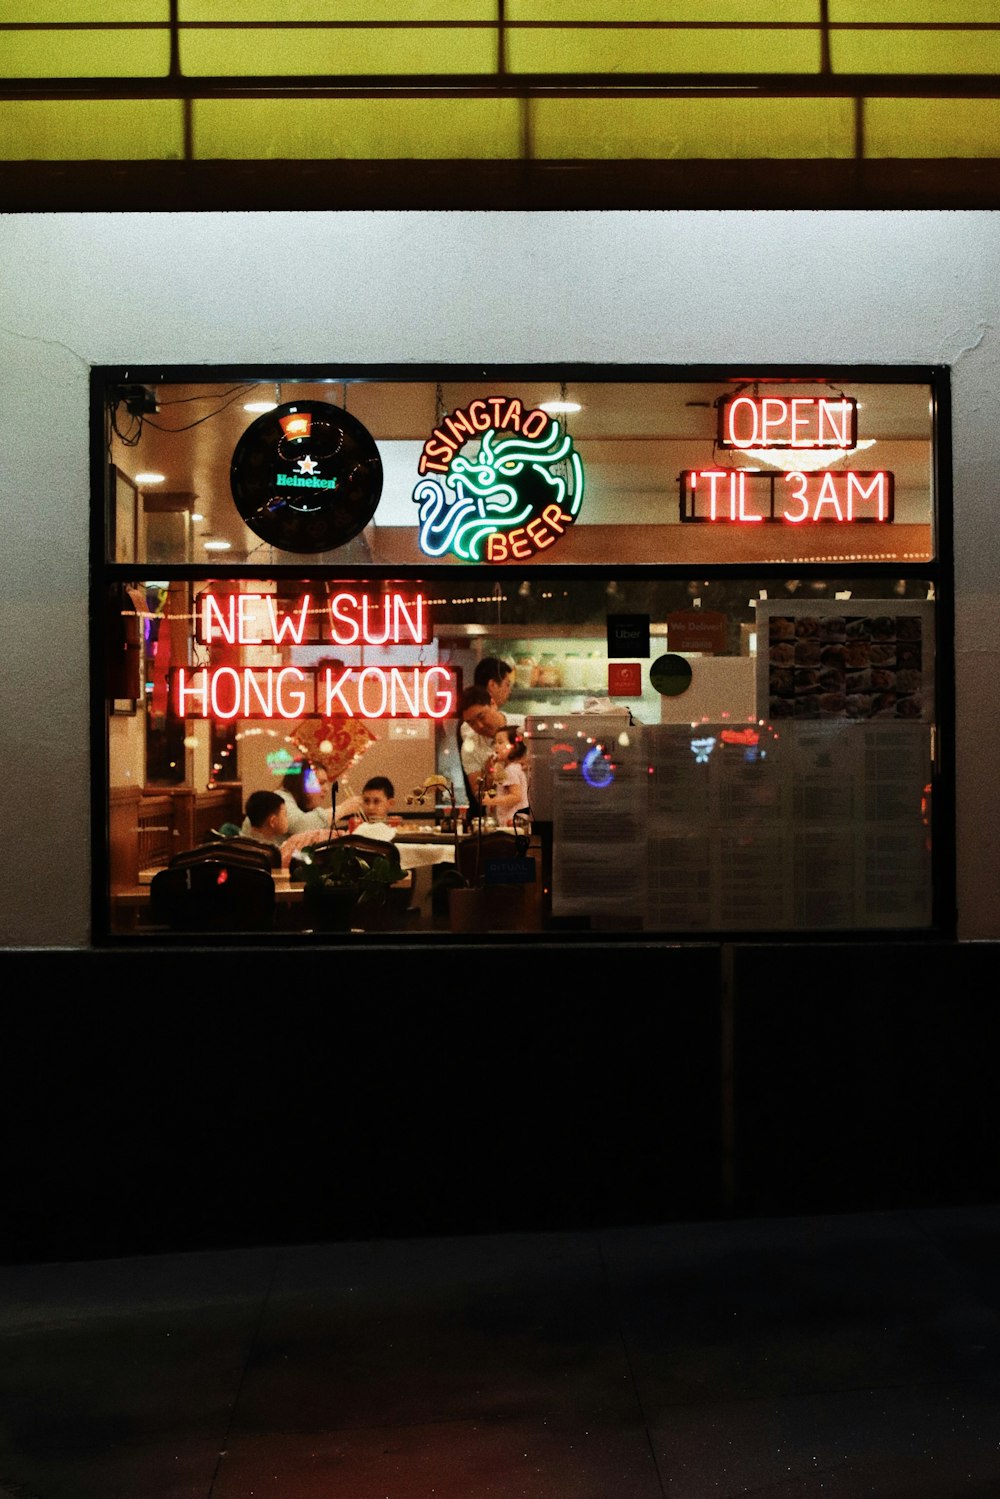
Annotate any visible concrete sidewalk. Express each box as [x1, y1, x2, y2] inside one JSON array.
[[2, 1205, 999, 1498]]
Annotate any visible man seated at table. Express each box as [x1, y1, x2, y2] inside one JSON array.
[[243, 789, 290, 849]]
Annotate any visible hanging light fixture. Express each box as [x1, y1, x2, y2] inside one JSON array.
[[540, 381, 581, 415]]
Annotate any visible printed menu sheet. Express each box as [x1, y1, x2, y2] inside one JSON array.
[[550, 746, 648, 923]]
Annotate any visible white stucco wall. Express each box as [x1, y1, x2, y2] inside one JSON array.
[[1, 209, 997, 945]]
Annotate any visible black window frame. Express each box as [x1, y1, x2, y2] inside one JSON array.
[[90, 360, 956, 947]]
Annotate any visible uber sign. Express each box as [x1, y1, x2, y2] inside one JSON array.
[[230, 400, 383, 554], [606, 614, 650, 659]]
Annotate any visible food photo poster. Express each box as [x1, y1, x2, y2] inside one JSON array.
[[755, 599, 935, 724]]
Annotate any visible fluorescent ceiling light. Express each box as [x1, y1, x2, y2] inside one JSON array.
[[243, 401, 278, 414], [202, 538, 232, 551], [135, 471, 165, 483], [540, 400, 582, 414]]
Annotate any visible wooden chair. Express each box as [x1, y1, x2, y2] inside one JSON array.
[[170, 839, 279, 871], [150, 858, 275, 933], [449, 827, 543, 933]]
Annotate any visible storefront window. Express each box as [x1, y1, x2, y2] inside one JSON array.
[[96, 366, 950, 941]]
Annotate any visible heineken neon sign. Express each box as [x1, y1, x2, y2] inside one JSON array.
[[413, 397, 584, 563], [230, 400, 382, 554]]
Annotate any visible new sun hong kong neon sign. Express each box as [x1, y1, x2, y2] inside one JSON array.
[[413, 397, 584, 563], [174, 590, 459, 721]]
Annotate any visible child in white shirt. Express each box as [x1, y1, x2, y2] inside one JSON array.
[[486, 725, 530, 827]]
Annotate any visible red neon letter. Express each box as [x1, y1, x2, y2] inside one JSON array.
[[266, 594, 311, 645], [521, 407, 549, 441], [357, 667, 388, 718], [275, 668, 307, 719], [209, 668, 242, 720], [761, 398, 789, 445], [361, 596, 391, 646], [789, 398, 813, 446], [200, 594, 236, 645], [737, 472, 763, 522], [392, 594, 425, 645], [725, 397, 758, 449], [423, 667, 454, 718], [328, 593, 360, 645], [174, 667, 209, 715], [782, 472, 810, 523], [812, 472, 845, 521], [324, 667, 355, 715], [818, 398, 850, 447], [847, 472, 887, 521]]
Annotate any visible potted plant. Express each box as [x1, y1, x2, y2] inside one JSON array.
[[294, 835, 406, 933]]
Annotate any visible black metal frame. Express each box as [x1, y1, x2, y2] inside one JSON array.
[[91, 360, 955, 947]]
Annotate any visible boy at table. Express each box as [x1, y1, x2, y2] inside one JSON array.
[[243, 789, 290, 849], [360, 775, 402, 827]]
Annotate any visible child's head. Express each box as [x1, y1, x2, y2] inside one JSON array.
[[245, 789, 289, 838], [494, 726, 526, 761], [362, 775, 395, 821]]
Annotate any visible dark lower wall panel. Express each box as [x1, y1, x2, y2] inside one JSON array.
[[0, 945, 721, 1263], [731, 942, 1000, 1218], [3, 160, 999, 212]]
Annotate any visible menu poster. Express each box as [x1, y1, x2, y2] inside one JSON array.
[[756, 600, 935, 724], [638, 720, 932, 932]]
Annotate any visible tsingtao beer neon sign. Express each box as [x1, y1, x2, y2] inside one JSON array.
[[412, 396, 584, 563], [178, 589, 458, 720]]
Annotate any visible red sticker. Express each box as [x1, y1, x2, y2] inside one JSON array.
[[608, 662, 641, 696]]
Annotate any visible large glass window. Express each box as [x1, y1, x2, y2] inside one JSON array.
[[95, 366, 951, 942]]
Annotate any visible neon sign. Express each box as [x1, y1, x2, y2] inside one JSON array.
[[412, 397, 584, 562], [230, 400, 382, 554], [180, 588, 453, 720], [718, 394, 857, 450], [680, 470, 894, 524], [195, 590, 430, 647], [173, 665, 458, 721]]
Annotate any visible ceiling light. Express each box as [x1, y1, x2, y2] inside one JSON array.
[[741, 438, 877, 473], [202, 538, 232, 551], [135, 471, 165, 484], [540, 400, 581, 414], [243, 401, 277, 414], [190, 511, 204, 522]]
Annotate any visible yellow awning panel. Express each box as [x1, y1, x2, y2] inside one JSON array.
[[508, 2, 820, 17], [178, 1, 494, 16], [0, 30, 170, 77], [0, 98, 183, 156], [0, 4, 997, 168], [831, 0, 998, 17], [866, 97, 1000, 155], [179, 26, 496, 75], [505, 27, 822, 73], [833, 30, 1000, 72], [194, 95, 521, 158], [0, 0, 167, 16], [532, 96, 854, 159]]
